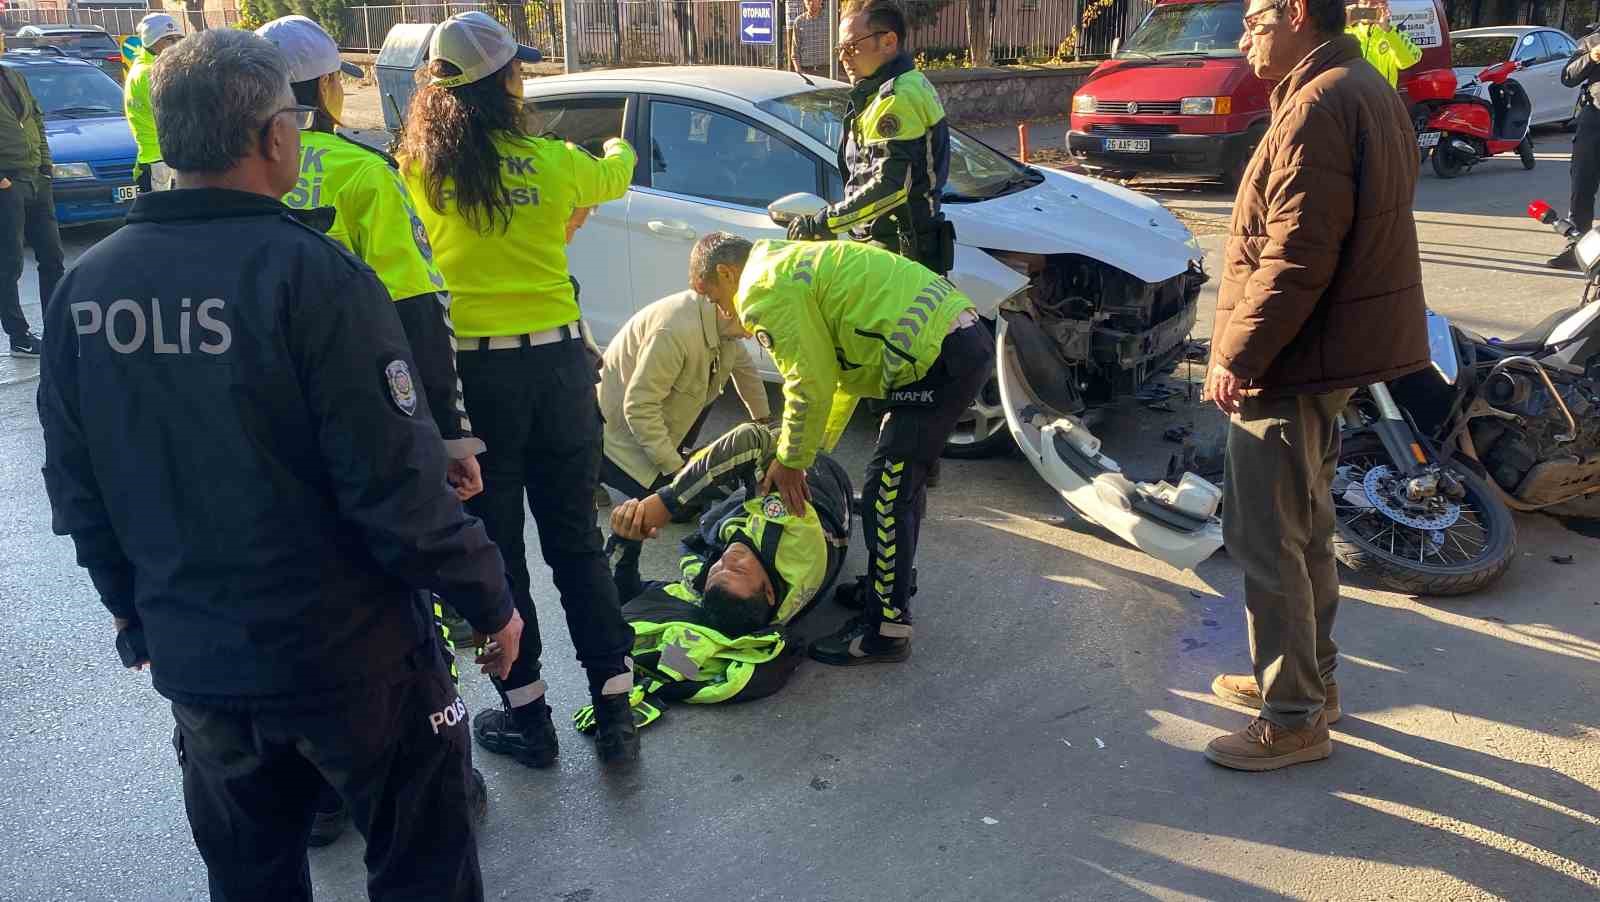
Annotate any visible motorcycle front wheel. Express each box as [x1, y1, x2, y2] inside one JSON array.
[[1331, 433, 1516, 596]]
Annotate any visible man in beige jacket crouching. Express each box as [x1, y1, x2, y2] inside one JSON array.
[[599, 240, 772, 500]]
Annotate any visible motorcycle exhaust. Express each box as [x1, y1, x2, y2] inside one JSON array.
[[1447, 138, 1477, 160]]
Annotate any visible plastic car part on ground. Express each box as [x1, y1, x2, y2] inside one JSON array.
[[995, 315, 1225, 571]]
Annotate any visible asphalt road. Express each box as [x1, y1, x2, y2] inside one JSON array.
[[2, 140, 1597, 901]]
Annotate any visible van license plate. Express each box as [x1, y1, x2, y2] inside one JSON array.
[[115, 186, 137, 202], [1104, 138, 1150, 153], [1417, 131, 1441, 149]]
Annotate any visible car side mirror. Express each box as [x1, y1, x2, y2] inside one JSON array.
[[767, 192, 828, 225]]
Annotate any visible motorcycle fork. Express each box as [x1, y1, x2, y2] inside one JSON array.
[[1358, 382, 1428, 477]]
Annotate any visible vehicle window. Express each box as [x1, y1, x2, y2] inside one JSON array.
[[759, 87, 1035, 202], [1119, 1, 1243, 58], [1552, 33, 1578, 57], [647, 100, 817, 208], [524, 95, 626, 157], [18, 65, 125, 118], [1452, 35, 1516, 68], [32, 32, 118, 55], [1512, 34, 1542, 64], [1534, 32, 1562, 63]]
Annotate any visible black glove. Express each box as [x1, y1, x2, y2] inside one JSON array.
[[116, 623, 150, 669], [786, 213, 833, 241], [134, 162, 153, 194]]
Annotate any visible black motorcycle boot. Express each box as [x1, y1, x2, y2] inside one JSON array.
[[472, 702, 559, 770], [591, 693, 641, 769], [810, 614, 912, 666], [1549, 243, 1581, 270], [833, 569, 918, 610], [307, 784, 348, 848]]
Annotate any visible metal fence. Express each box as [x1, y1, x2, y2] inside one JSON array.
[[341, 0, 1152, 65], [1, 5, 242, 36]]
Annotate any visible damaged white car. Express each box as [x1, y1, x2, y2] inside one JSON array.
[[375, 59, 1225, 569]]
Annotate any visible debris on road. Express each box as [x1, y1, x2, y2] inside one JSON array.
[[981, 816, 1000, 826], [1550, 554, 1575, 565], [1094, 737, 1106, 749]]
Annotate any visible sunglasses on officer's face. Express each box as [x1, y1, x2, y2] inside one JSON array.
[[837, 30, 889, 57]]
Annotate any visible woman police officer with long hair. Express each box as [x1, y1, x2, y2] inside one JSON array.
[[398, 12, 641, 770]]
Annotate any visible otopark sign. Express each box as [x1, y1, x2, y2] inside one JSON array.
[[739, 0, 775, 45]]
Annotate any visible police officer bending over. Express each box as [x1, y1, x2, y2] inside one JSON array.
[[690, 233, 991, 666], [786, 0, 953, 276], [38, 29, 522, 902], [1552, 28, 1600, 270], [578, 421, 852, 733]]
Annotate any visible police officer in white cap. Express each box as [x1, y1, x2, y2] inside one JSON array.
[[124, 13, 183, 192]]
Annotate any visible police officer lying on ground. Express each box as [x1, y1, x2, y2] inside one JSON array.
[[575, 421, 852, 733], [688, 232, 990, 666], [38, 29, 522, 902]]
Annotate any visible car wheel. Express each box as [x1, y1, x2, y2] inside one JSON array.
[[943, 370, 1014, 459]]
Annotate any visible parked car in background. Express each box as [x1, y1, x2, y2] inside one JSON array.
[[1450, 26, 1580, 128], [1067, 0, 1452, 184], [14, 24, 125, 84], [0, 48, 137, 226]]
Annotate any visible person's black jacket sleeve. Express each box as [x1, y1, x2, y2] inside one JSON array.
[[657, 422, 774, 518], [391, 290, 483, 460], [293, 268, 512, 635], [38, 344, 135, 622], [1564, 45, 1598, 88]]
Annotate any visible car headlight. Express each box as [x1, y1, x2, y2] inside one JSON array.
[[1180, 96, 1232, 115], [52, 162, 95, 180], [1072, 94, 1097, 115]]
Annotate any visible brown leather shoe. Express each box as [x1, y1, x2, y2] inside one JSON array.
[[1204, 713, 1332, 771], [1210, 673, 1341, 724]]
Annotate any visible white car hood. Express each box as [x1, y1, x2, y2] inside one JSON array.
[[945, 166, 1199, 284]]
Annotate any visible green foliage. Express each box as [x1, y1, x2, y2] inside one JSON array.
[[236, 0, 352, 44]]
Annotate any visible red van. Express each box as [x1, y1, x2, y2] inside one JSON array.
[[1067, 0, 1452, 185]]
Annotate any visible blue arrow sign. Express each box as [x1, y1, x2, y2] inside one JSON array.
[[739, 0, 775, 45]]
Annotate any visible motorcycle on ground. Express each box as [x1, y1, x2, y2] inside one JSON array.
[[1412, 60, 1537, 179]]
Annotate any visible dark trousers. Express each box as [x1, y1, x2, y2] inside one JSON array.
[[599, 455, 668, 500], [172, 658, 483, 902], [861, 322, 992, 624], [456, 337, 633, 701], [1222, 390, 1353, 730], [1571, 105, 1600, 233], [0, 177, 64, 339]]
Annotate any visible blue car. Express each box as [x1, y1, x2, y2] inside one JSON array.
[[0, 48, 136, 226]]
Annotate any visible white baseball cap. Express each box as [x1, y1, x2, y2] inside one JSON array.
[[255, 15, 363, 83], [428, 12, 542, 88], [137, 13, 182, 48]]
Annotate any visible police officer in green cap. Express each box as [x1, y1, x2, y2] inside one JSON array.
[[785, 0, 953, 276]]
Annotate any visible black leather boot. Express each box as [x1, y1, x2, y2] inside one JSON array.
[[591, 693, 640, 769]]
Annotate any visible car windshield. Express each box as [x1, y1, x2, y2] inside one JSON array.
[[1452, 36, 1517, 68], [19, 65, 125, 117], [757, 87, 1038, 201], [1119, 1, 1244, 57]]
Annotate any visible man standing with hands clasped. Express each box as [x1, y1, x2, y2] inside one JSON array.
[[1203, 0, 1428, 771], [38, 29, 520, 899]]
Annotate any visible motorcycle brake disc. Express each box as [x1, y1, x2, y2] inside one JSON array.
[[1362, 465, 1463, 530]]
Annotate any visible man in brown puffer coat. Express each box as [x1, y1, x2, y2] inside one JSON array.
[[1201, 0, 1428, 772]]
